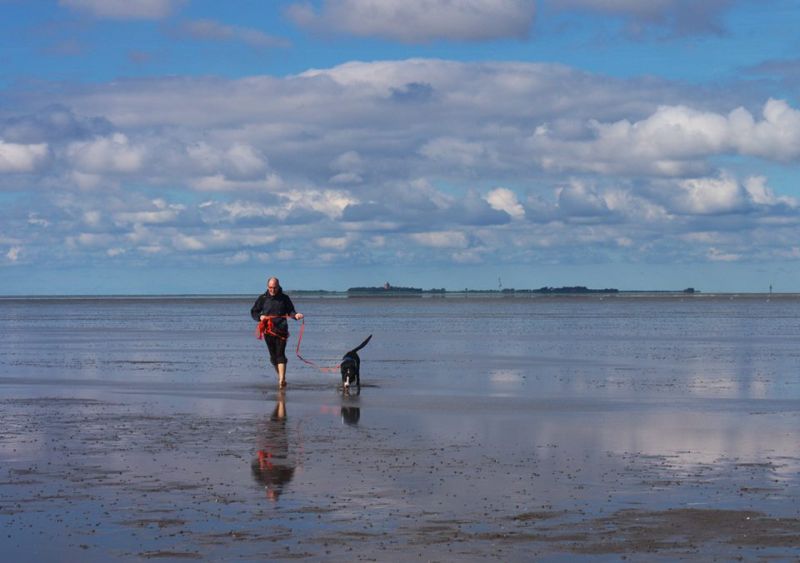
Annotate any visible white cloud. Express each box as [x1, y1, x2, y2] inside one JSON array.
[[452, 248, 486, 263], [557, 181, 612, 217], [7, 60, 800, 280], [114, 200, 185, 225], [6, 246, 22, 262], [287, 0, 536, 43], [28, 213, 50, 228], [173, 233, 205, 251], [237, 231, 279, 247], [673, 175, 745, 215], [222, 143, 269, 180], [283, 189, 356, 219], [185, 142, 270, 181], [223, 251, 250, 265], [742, 175, 798, 207], [316, 236, 352, 250], [410, 230, 469, 248], [59, 0, 183, 19], [0, 140, 48, 172], [707, 247, 740, 262], [485, 187, 525, 219], [70, 171, 105, 189], [329, 172, 363, 184], [731, 99, 800, 162], [66, 133, 145, 174], [532, 99, 800, 176], [67, 232, 117, 249]]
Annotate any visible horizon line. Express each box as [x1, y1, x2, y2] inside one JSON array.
[[0, 289, 794, 299]]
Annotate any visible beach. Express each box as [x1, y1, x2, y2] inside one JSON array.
[[2, 295, 800, 561]]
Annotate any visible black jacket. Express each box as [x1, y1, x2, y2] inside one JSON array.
[[250, 291, 297, 334]]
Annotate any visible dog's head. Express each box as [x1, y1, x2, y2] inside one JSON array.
[[340, 356, 358, 387]]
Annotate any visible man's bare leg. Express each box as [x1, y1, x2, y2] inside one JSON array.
[[277, 363, 287, 387]]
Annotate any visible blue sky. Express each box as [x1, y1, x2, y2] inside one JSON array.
[[2, 0, 800, 294]]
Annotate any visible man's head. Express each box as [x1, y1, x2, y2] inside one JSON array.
[[267, 277, 281, 295]]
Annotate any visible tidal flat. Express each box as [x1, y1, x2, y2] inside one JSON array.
[[2, 295, 799, 561]]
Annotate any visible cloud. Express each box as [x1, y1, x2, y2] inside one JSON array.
[[186, 142, 270, 181], [390, 82, 435, 103], [5, 59, 800, 276], [1, 105, 113, 144], [287, 0, 536, 43], [729, 99, 800, 161], [114, 199, 185, 225], [707, 247, 740, 262], [6, 246, 22, 262], [174, 19, 291, 49], [66, 133, 146, 174], [659, 173, 797, 216], [410, 230, 469, 248], [198, 189, 353, 227], [549, 0, 736, 38], [485, 187, 525, 219], [670, 175, 747, 215], [28, 213, 50, 228], [419, 137, 499, 168], [0, 140, 48, 172], [315, 235, 353, 250], [743, 57, 800, 90], [556, 180, 613, 218], [531, 99, 800, 176], [329, 150, 364, 184], [59, 0, 184, 19], [8, 62, 800, 194]]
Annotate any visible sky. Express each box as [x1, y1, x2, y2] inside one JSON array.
[[2, 0, 800, 294]]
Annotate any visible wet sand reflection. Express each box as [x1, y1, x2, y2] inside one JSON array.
[[251, 392, 295, 502]]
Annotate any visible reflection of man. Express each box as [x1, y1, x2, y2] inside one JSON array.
[[251, 393, 295, 501]]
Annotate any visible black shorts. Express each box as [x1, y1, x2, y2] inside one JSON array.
[[265, 335, 288, 365]]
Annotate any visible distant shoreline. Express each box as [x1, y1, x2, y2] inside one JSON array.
[[1, 290, 795, 300]]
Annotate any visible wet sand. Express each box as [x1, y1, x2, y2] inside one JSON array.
[[2, 378, 800, 561], [2, 296, 800, 560]]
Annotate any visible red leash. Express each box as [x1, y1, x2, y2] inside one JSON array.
[[256, 316, 338, 373], [295, 319, 339, 373], [255, 315, 293, 340]]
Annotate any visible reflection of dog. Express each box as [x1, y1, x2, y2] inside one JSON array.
[[340, 335, 372, 390], [341, 406, 360, 425]]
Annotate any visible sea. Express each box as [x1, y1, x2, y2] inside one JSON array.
[[2, 293, 799, 402]]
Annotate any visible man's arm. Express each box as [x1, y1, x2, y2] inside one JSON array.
[[250, 294, 265, 321]]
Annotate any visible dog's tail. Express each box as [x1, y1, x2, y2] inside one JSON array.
[[349, 334, 372, 354]]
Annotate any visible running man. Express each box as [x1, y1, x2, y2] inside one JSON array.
[[251, 277, 304, 388]]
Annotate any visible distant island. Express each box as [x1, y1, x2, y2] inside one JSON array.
[[347, 282, 425, 296], [342, 283, 697, 297]]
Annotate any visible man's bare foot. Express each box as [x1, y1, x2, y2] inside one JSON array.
[[279, 380, 287, 388]]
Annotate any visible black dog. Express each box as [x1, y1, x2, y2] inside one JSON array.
[[340, 335, 372, 391]]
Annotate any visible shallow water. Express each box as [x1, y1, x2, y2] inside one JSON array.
[[2, 295, 800, 560], [3, 294, 800, 399]]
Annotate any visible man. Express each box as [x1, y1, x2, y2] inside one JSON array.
[[251, 277, 304, 388]]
